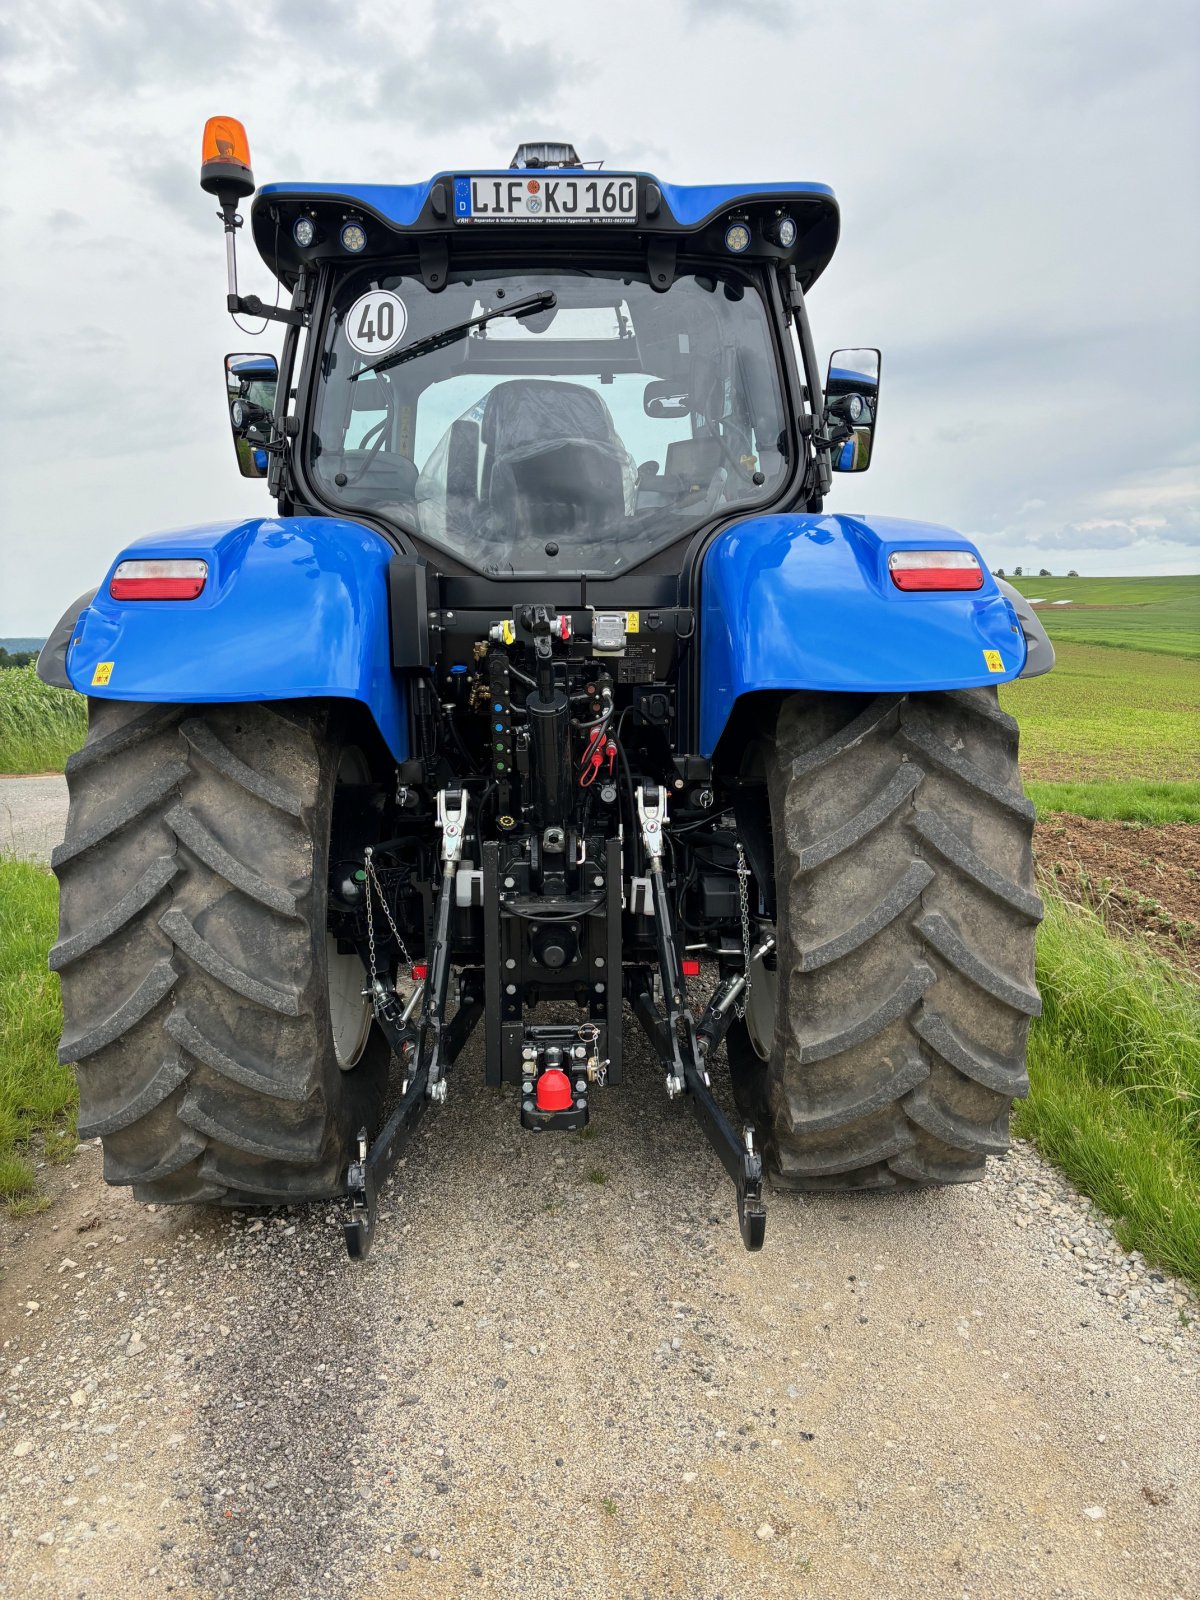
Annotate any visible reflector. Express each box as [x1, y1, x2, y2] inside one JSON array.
[[888, 550, 983, 592], [110, 559, 208, 601]]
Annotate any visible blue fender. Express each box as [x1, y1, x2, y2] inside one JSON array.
[[699, 513, 1025, 757], [64, 516, 409, 760]]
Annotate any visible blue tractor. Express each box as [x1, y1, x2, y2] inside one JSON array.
[[40, 122, 1054, 1256]]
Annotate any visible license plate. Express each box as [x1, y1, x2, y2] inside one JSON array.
[[453, 174, 638, 225]]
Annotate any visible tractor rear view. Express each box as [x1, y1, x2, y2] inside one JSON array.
[[40, 124, 1054, 1257]]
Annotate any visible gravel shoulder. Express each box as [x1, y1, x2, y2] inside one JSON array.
[[3, 1058, 1197, 1600], [2, 776, 1198, 1598]]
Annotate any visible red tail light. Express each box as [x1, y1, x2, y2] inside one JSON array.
[[681, 959, 701, 977], [110, 559, 208, 601], [888, 550, 983, 591], [411, 964, 428, 981]]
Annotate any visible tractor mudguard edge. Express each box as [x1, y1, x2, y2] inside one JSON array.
[[993, 576, 1056, 678], [37, 588, 98, 691], [55, 515, 409, 760], [699, 512, 1034, 756]]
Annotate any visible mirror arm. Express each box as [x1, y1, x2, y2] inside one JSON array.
[[812, 421, 852, 452], [227, 293, 308, 328]]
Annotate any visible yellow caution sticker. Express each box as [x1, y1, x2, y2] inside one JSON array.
[[625, 611, 640, 633], [982, 650, 1004, 673], [91, 661, 114, 686]]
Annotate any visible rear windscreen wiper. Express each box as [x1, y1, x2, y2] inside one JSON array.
[[351, 290, 558, 379]]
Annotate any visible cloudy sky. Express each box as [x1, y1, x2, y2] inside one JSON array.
[[1, 0, 1197, 635]]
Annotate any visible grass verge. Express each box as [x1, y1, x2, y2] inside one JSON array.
[[0, 859, 76, 1211], [1017, 892, 1200, 1290], [1027, 779, 1200, 825], [0, 664, 87, 774]]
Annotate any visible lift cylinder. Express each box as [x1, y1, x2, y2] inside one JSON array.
[[526, 686, 572, 827]]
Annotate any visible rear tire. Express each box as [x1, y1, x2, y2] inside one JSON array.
[[727, 689, 1041, 1190], [51, 700, 388, 1205]]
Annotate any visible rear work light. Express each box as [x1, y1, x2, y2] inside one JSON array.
[[888, 550, 984, 592], [109, 559, 208, 601]]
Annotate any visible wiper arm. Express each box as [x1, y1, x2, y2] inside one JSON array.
[[351, 291, 558, 379]]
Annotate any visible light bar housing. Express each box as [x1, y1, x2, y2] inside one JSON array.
[[888, 550, 983, 592], [110, 559, 208, 601]]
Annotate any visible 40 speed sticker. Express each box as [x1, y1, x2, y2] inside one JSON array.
[[345, 290, 407, 358]]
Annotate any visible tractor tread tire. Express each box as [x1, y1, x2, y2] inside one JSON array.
[[53, 699, 385, 1206], [733, 688, 1040, 1191]]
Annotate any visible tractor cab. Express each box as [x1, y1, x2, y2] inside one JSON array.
[[215, 136, 880, 596]]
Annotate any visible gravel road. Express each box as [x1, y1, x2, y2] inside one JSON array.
[[0, 776, 69, 863], [3, 777, 1198, 1598]]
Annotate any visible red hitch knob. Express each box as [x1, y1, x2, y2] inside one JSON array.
[[536, 1068, 573, 1112]]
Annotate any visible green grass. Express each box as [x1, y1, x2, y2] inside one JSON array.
[[0, 664, 87, 774], [1001, 641, 1200, 783], [1026, 780, 1200, 825], [0, 860, 76, 1209], [1006, 573, 1200, 658], [1016, 893, 1200, 1289]]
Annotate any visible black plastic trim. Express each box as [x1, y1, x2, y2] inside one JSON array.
[[37, 589, 97, 691]]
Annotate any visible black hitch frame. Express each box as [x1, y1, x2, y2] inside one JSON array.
[[343, 789, 483, 1259], [628, 785, 766, 1251], [342, 783, 766, 1258]]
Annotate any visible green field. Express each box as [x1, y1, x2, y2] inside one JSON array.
[[0, 663, 87, 774], [0, 860, 75, 1209], [1006, 573, 1199, 658], [1001, 641, 1200, 785]]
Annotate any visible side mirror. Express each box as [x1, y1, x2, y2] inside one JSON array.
[[824, 347, 880, 473], [225, 351, 278, 479], [643, 378, 690, 420]]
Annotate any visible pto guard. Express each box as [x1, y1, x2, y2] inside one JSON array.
[[63, 516, 409, 760], [699, 512, 1025, 757]]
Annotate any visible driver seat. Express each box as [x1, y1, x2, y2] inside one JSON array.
[[480, 379, 630, 542]]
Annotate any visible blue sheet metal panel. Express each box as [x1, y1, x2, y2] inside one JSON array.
[[259, 177, 836, 230], [66, 517, 409, 760], [699, 513, 1026, 757]]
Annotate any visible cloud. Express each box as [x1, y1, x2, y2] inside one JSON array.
[[1034, 509, 1200, 552], [683, 0, 795, 23], [371, 12, 580, 129]]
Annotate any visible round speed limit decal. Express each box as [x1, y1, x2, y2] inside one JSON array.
[[345, 290, 408, 358]]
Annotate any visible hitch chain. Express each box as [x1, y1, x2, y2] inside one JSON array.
[[735, 842, 753, 1019], [361, 846, 411, 1015]]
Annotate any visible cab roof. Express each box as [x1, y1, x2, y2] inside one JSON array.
[[251, 171, 840, 293]]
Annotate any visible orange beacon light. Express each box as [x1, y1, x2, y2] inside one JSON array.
[[200, 115, 255, 201]]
